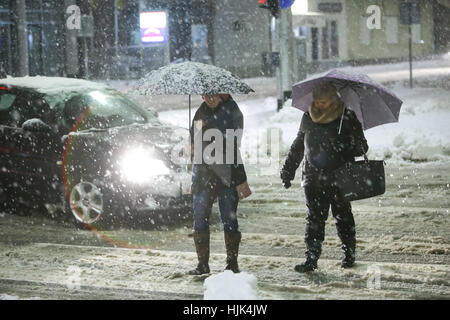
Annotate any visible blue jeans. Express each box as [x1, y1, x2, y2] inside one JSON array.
[[193, 184, 239, 233]]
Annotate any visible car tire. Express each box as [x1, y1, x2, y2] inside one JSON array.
[[66, 181, 108, 229]]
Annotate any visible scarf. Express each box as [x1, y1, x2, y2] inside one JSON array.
[[309, 100, 345, 124]]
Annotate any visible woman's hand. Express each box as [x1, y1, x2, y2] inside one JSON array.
[[236, 181, 252, 200]]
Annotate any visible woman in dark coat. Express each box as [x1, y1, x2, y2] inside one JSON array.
[[188, 94, 251, 275], [280, 82, 368, 272]]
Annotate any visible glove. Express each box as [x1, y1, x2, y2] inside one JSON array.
[[282, 180, 291, 189]]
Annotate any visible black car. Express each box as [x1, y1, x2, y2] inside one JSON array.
[[0, 77, 192, 228]]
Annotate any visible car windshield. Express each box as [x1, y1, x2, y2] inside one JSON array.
[[58, 90, 156, 130]]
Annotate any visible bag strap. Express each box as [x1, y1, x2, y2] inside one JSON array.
[[363, 152, 369, 163]]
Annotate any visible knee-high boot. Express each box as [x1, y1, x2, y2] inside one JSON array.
[[294, 239, 321, 273], [224, 231, 241, 273], [188, 231, 210, 275]]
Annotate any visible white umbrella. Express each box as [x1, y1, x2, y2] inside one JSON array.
[[131, 61, 254, 128]]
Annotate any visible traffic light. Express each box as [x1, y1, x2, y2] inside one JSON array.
[[258, 0, 280, 18]]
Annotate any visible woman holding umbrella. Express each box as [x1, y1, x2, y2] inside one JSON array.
[[280, 82, 368, 272], [188, 93, 251, 275]]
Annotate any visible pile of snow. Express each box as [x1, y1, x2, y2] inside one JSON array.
[[0, 76, 108, 94], [203, 270, 260, 300], [0, 293, 41, 300]]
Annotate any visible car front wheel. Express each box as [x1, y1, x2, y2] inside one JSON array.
[[68, 181, 104, 228]]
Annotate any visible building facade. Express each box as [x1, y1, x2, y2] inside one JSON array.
[[292, 0, 439, 72], [0, 0, 272, 79], [0, 0, 68, 77]]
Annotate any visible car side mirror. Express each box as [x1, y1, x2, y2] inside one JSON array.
[[22, 118, 53, 133]]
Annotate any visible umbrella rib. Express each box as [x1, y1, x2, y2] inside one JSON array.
[[377, 90, 402, 121], [358, 86, 399, 127], [340, 84, 365, 128]]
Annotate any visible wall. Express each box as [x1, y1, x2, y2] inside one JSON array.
[[346, 0, 433, 61], [433, 0, 450, 53], [213, 0, 271, 77]]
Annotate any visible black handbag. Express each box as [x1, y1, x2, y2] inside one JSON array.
[[333, 155, 386, 201], [333, 106, 386, 201]]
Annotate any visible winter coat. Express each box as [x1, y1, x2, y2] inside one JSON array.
[[281, 107, 368, 187], [190, 97, 247, 192]]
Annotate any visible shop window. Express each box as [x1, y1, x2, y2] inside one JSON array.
[[321, 25, 329, 59], [321, 20, 339, 60], [311, 27, 319, 60], [0, 24, 12, 75], [330, 20, 339, 58]]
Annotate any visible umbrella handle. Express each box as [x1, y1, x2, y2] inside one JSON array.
[[338, 105, 346, 135], [189, 94, 191, 130]]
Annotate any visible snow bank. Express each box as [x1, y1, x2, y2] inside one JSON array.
[[0, 293, 41, 300], [203, 270, 260, 300]]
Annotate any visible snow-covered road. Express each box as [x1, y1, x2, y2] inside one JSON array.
[[1, 56, 449, 300]]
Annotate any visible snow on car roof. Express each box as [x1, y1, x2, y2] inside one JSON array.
[[0, 76, 109, 94]]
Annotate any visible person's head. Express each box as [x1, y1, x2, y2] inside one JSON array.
[[63, 95, 88, 127], [312, 82, 339, 111], [201, 94, 223, 109], [219, 94, 230, 102]]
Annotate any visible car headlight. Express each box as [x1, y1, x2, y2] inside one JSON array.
[[119, 147, 170, 184]]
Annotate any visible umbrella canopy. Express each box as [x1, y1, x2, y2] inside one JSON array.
[[292, 69, 403, 130], [133, 61, 254, 96], [132, 61, 254, 130]]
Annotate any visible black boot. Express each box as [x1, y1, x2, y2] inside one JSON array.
[[294, 257, 318, 273], [188, 232, 210, 275], [224, 231, 241, 273], [294, 241, 321, 273], [341, 243, 356, 268]]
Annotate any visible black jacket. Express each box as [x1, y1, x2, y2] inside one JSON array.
[[190, 98, 247, 191], [281, 108, 368, 187]]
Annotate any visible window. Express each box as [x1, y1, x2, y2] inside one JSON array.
[[330, 20, 339, 58], [360, 16, 371, 45], [0, 91, 46, 127], [311, 27, 319, 60], [320, 20, 339, 60], [385, 17, 399, 44], [0, 93, 15, 111], [60, 90, 150, 130], [412, 24, 422, 43]]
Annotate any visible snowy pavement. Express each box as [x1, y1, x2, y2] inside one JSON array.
[[0, 234, 448, 300], [1, 56, 449, 300], [0, 159, 448, 300]]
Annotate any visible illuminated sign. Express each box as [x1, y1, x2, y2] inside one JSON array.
[[140, 11, 168, 43]]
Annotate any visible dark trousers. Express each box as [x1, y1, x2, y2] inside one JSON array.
[[193, 183, 239, 233], [304, 184, 356, 258]]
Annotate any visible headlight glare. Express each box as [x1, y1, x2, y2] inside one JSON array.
[[119, 147, 170, 183]]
